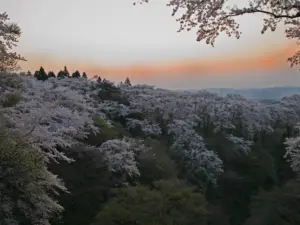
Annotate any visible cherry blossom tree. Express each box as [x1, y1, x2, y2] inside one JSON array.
[[281, 95, 300, 176], [0, 13, 25, 72], [75, 137, 149, 178], [0, 75, 103, 162], [119, 83, 300, 181], [168, 119, 224, 185], [285, 124, 300, 175], [99, 100, 130, 119], [134, 0, 300, 67], [99, 137, 149, 177], [3, 69, 300, 223], [120, 83, 276, 140], [226, 134, 253, 153], [126, 118, 162, 137], [269, 96, 300, 128], [0, 121, 66, 225]]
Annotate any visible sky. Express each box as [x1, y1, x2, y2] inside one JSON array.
[[1, 0, 300, 89]]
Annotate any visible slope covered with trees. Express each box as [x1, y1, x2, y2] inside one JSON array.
[[1, 71, 300, 225], [2, 2, 300, 224]]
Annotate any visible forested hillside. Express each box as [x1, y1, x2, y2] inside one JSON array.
[[204, 87, 300, 101], [1, 71, 300, 225]]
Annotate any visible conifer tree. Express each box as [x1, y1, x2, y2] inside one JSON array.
[[82, 72, 87, 79], [57, 70, 65, 79], [38, 66, 48, 81], [125, 77, 131, 86], [57, 66, 69, 79], [48, 71, 56, 78], [63, 66, 70, 78], [72, 70, 81, 78], [33, 70, 40, 79]]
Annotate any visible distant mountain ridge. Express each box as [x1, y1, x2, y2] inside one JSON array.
[[199, 86, 300, 100]]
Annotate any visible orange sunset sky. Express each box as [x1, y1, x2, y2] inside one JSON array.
[[2, 0, 300, 89]]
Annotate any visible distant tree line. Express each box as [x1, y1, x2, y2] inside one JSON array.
[[25, 66, 88, 81], [25, 66, 132, 85]]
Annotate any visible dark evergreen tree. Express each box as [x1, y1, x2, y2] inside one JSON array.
[[97, 76, 102, 83], [26, 70, 32, 77], [38, 66, 48, 81], [48, 71, 56, 78], [63, 66, 70, 78], [33, 70, 40, 79], [124, 77, 131, 86], [72, 70, 81, 78], [57, 66, 69, 79], [82, 72, 87, 79], [57, 70, 66, 79]]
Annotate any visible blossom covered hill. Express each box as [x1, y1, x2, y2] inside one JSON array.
[[183, 86, 300, 101], [2, 72, 300, 225]]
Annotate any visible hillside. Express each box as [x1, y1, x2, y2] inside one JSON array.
[[203, 86, 300, 100], [1, 72, 300, 225]]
